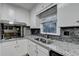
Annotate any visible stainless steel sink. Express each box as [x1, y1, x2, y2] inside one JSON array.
[[34, 37, 53, 44], [34, 38, 40, 41], [46, 40, 54, 44]]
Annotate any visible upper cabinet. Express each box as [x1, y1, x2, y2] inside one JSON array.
[[0, 4, 15, 21], [57, 3, 79, 27], [14, 7, 30, 26], [0, 4, 30, 26]]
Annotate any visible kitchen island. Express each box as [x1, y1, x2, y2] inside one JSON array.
[[0, 38, 27, 56]]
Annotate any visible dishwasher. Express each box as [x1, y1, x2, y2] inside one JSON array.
[[49, 50, 63, 56]]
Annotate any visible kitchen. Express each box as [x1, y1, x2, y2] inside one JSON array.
[[0, 3, 79, 56]]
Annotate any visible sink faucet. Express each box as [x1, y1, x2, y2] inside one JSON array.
[[45, 35, 50, 39]]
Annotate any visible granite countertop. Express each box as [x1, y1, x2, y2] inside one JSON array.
[[0, 35, 79, 56], [25, 35, 79, 56], [0, 38, 24, 43]]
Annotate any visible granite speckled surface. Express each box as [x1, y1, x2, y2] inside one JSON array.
[[25, 35, 79, 56], [0, 38, 24, 43], [0, 35, 79, 56]]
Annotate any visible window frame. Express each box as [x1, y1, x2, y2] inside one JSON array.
[[40, 15, 60, 35]]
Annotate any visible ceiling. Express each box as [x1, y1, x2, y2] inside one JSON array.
[[14, 3, 38, 11]]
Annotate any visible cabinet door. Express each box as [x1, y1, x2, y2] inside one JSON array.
[[1, 4, 15, 21], [37, 49, 48, 56], [27, 40, 37, 56], [37, 45, 49, 56], [57, 3, 79, 27], [15, 8, 30, 25], [2, 41, 17, 56], [0, 43, 2, 56], [17, 39, 27, 56]]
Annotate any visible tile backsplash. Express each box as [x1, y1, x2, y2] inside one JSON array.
[[0, 24, 1, 39], [33, 27, 79, 44]]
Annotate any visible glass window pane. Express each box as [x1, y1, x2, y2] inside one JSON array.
[[42, 16, 57, 33]]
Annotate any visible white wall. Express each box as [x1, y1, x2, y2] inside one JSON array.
[[30, 4, 41, 28], [0, 3, 30, 26], [30, 9, 37, 28]]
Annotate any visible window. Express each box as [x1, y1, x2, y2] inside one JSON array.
[[41, 15, 57, 34], [39, 5, 60, 35]]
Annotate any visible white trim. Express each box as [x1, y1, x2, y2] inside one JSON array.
[[40, 15, 60, 35]]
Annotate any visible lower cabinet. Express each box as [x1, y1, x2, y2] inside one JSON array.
[[1, 39, 27, 56], [37, 49, 48, 56], [27, 39, 49, 56], [16, 39, 27, 56], [27, 39, 37, 56], [1, 39, 49, 56], [37, 45, 49, 56], [1, 41, 17, 56], [0, 43, 2, 56]]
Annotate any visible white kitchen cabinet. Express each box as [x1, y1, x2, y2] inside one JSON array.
[[37, 49, 48, 56], [37, 44, 49, 56], [27, 39, 37, 56], [1, 39, 49, 56], [0, 4, 15, 21], [2, 41, 18, 56], [1, 39, 28, 56], [57, 3, 79, 27], [0, 4, 30, 26], [27, 39, 49, 56], [14, 8, 30, 26], [16, 39, 27, 56], [0, 43, 2, 56]]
